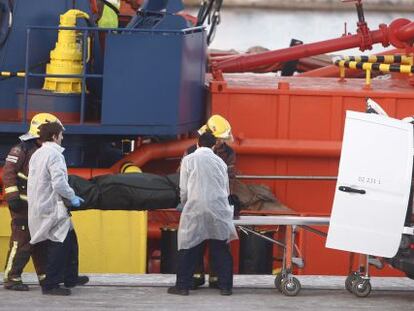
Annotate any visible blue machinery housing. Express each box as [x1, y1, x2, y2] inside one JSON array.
[[0, 0, 206, 167]]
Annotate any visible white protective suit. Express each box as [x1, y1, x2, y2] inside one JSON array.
[[28, 142, 76, 244], [178, 147, 238, 250]]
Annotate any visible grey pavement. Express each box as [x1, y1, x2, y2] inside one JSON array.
[[0, 274, 413, 311]]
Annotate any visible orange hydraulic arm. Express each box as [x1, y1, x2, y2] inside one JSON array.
[[211, 18, 414, 79]]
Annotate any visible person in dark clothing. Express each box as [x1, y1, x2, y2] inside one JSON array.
[[181, 115, 238, 289], [2, 113, 62, 291]]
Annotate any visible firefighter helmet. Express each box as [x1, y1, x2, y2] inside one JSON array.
[[20, 113, 64, 141], [120, 162, 143, 174], [198, 115, 232, 140]]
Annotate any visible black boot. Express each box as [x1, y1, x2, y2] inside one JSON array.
[[4, 281, 29, 291], [64, 275, 89, 288], [220, 288, 232, 296], [42, 286, 71, 296], [167, 286, 189, 296], [208, 276, 219, 289], [191, 274, 205, 289]]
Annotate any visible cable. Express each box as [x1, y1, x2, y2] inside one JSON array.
[[0, 60, 48, 82]]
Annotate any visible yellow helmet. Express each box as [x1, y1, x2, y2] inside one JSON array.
[[120, 162, 142, 174], [198, 115, 232, 140], [20, 113, 64, 141]]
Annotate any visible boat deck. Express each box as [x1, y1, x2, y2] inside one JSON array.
[[207, 74, 414, 94]]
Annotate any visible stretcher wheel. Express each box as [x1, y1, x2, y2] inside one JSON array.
[[345, 272, 360, 293], [274, 273, 283, 290], [351, 279, 371, 298], [280, 277, 301, 296]]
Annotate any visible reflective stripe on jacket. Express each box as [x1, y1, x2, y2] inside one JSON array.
[[3, 140, 39, 201]]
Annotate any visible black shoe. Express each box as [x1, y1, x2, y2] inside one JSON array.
[[64, 275, 89, 288], [4, 282, 29, 291], [167, 286, 189, 296], [42, 287, 71, 296], [191, 276, 205, 289], [208, 281, 219, 289], [220, 288, 232, 296]]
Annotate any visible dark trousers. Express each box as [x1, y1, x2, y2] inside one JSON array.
[[194, 241, 217, 281], [176, 239, 233, 290], [4, 217, 47, 284], [41, 230, 79, 290]]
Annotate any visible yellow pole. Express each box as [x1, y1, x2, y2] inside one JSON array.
[[365, 68, 371, 89]]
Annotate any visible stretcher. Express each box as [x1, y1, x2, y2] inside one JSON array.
[[233, 215, 330, 296]]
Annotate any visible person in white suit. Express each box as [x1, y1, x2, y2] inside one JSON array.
[[28, 121, 88, 296], [168, 131, 238, 296]]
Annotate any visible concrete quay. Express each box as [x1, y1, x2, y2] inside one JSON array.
[[0, 274, 414, 311]]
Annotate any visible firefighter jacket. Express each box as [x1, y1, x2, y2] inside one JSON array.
[[3, 139, 40, 212], [177, 147, 238, 250], [185, 142, 236, 180], [213, 142, 236, 180], [185, 142, 237, 195], [28, 142, 76, 244]]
